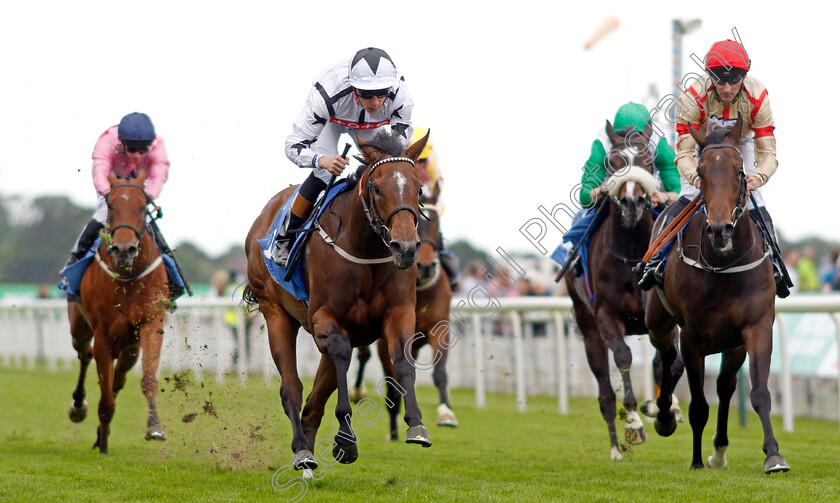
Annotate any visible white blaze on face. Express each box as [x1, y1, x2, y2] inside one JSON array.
[[120, 193, 130, 201], [394, 172, 407, 198], [623, 180, 636, 198]]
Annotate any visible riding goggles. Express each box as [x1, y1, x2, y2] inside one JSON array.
[[355, 88, 390, 99], [123, 140, 152, 154], [706, 68, 746, 85]]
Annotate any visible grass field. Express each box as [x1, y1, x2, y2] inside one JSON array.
[[1, 365, 838, 503]]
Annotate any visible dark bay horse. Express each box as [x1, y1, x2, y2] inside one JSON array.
[[244, 130, 430, 471], [67, 169, 170, 453], [354, 181, 458, 439], [644, 116, 789, 473], [564, 121, 683, 460]]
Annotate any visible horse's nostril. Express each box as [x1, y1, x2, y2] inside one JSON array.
[[723, 224, 735, 238], [390, 242, 402, 256]]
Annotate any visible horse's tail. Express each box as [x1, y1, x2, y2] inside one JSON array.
[[240, 283, 261, 312]]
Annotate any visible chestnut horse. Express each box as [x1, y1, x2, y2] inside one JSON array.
[[67, 169, 170, 453], [564, 121, 683, 461], [644, 116, 789, 473], [354, 181, 458, 440], [244, 130, 431, 471]]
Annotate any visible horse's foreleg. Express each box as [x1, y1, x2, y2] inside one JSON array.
[[599, 312, 645, 446], [322, 330, 359, 464], [581, 324, 622, 460], [113, 344, 140, 397], [139, 323, 166, 441], [385, 308, 430, 447], [263, 305, 310, 467], [708, 347, 746, 469], [68, 305, 93, 423], [430, 342, 457, 428], [681, 341, 709, 470], [744, 324, 790, 473], [92, 333, 115, 454]]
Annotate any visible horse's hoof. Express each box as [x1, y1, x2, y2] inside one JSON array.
[[625, 425, 647, 445], [610, 445, 623, 461], [405, 424, 431, 447], [654, 415, 677, 437], [764, 455, 790, 474], [690, 462, 705, 470], [707, 453, 728, 469], [436, 404, 459, 428], [333, 441, 359, 464], [68, 400, 88, 423], [639, 399, 658, 418], [293, 450, 318, 470], [145, 426, 167, 441]]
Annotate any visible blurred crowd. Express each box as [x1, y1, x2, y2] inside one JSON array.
[[783, 246, 840, 294]]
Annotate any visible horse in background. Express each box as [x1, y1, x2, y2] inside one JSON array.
[[244, 130, 431, 471], [564, 121, 683, 460], [351, 180, 458, 439], [67, 169, 170, 453], [644, 116, 789, 473]]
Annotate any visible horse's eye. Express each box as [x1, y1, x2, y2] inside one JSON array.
[[373, 185, 381, 196]]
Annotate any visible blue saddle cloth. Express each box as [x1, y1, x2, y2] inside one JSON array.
[[58, 235, 187, 301], [256, 180, 352, 301]]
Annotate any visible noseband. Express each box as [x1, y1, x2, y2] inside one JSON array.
[[360, 156, 419, 244], [106, 183, 152, 244], [699, 143, 747, 227]]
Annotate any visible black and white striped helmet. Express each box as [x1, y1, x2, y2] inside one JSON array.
[[348, 47, 398, 90]]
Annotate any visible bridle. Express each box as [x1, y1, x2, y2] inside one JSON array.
[[698, 143, 748, 228], [106, 183, 152, 245], [607, 142, 654, 211], [360, 156, 420, 245], [96, 183, 162, 283]]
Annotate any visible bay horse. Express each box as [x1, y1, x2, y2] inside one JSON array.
[[353, 181, 458, 440], [644, 116, 789, 473], [564, 120, 683, 461], [244, 130, 431, 471], [67, 169, 170, 453]]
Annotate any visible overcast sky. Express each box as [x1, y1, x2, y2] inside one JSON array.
[[1, 1, 833, 262]]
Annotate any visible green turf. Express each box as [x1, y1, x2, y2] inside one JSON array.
[[1, 364, 838, 502]]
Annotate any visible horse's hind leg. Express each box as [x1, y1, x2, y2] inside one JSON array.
[[113, 344, 140, 397], [744, 324, 790, 473], [376, 338, 401, 441], [579, 312, 622, 460], [351, 345, 372, 403], [708, 347, 746, 469], [68, 304, 93, 423], [644, 293, 679, 437], [139, 323, 166, 441]]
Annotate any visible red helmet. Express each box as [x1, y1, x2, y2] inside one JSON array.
[[704, 40, 750, 83]]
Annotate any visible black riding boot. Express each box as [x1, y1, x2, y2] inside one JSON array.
[[272, 211, 306, 267], [62, 219, 104, 270], [749, 207, 790, 298], [437, 232, 460, 290], [59, 219, 104, 299], [637, 196, 690, 291]]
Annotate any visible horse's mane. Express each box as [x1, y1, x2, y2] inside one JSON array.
[[705, 126, 733, 145], [346, 129, 407, 189]]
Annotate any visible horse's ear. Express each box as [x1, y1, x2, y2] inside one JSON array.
[[108, 170, 118, 187], [605, 120, 621, 144], [357, 136, 380, 164], [729, 113, 744, 143], [432, 179, 441, 201], [689, 124, 706, 148], [136, 168, 148, 186], [404, 128, 430, 162]]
